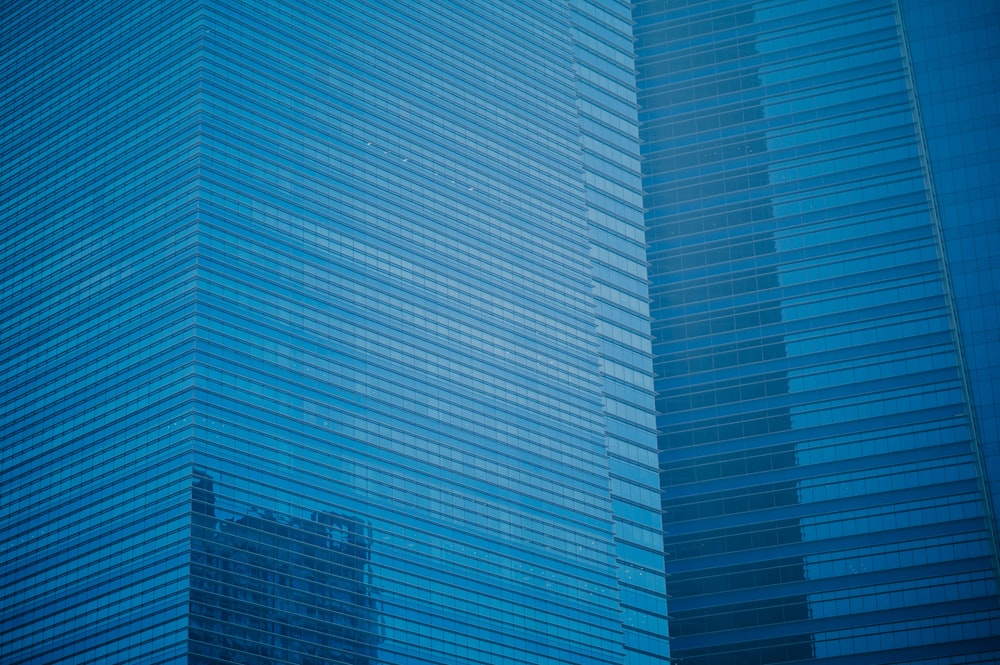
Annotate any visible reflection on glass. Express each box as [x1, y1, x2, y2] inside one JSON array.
[[641, 0, 1000, 661], [641, 2, 813, 662], [190, 470, 382, 664]]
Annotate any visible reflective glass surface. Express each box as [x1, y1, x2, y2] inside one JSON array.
[[899, 0, 1000, 546], [634, 0, 1000, 663], [2, 1, 668, 664], [1, 1, 201, 661]]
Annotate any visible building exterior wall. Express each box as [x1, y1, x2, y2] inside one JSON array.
[[635, 0, 1000, 662], [1, 2, 667, 664], [898, 0, 1000, 546], [1, 2, 203, 661], [572, 1, 671, 661]]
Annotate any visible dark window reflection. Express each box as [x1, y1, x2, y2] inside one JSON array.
[[190, 470, 382, 664], [640, 1, 814, 661]]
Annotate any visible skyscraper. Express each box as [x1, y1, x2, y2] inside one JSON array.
[[635, 0, 1000, 663], [0, 2, 669, 663]]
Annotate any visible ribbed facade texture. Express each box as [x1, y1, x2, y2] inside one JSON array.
[[0, 2, 668, 664], [635, 0, 1000, 663]]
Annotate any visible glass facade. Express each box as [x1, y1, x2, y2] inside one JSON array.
[[1, 2, 668, 664], [635, 0, 1000, 663], [1, 2, 202, 661]]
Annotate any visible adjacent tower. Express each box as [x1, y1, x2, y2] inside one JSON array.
[[0, 2, 668, 664], [635, 0, 1000, 663]]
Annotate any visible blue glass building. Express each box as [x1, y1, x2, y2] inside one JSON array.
[[0, 2, 669, 663], [635, 0, 1000, 663]]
